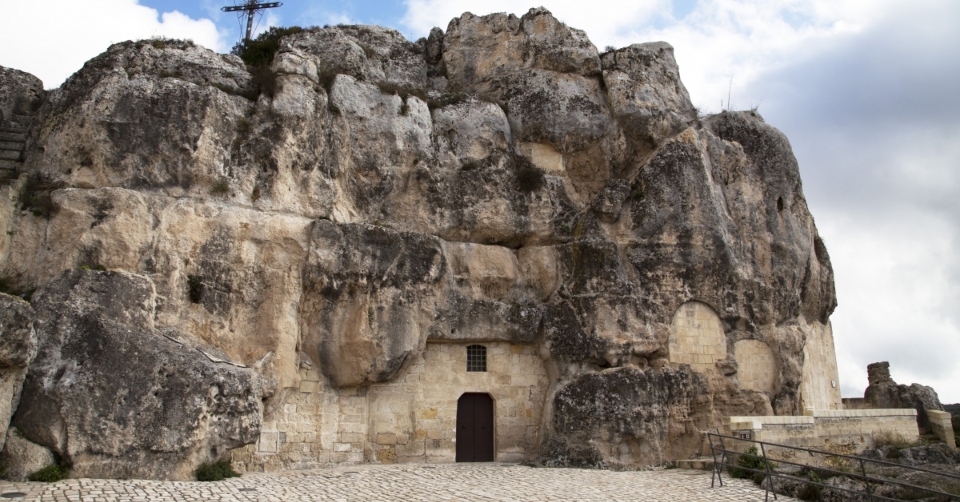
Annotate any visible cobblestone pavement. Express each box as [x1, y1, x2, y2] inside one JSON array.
[[0, 464, 794, 501]]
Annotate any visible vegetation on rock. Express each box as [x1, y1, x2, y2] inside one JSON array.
[[195, 460, 240, 481], [27, 464, 68, 482]]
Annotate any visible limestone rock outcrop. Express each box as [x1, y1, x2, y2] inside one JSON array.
[[0, 294, 37, 452], [12, 270, 262, 480], [0, 7, 840, 476], [863, 361, 943, 429], [0, 427, 55, 481]]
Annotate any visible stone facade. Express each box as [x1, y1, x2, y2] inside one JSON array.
[[798, 320, 842, 411], [927, 410, 956, 448], [726, 409, 920, 456], [668, 302, 726, 372], [734, 340, 777, 394], [233, 342, 549, 472]]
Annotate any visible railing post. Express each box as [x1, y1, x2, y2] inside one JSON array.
[[759, 442, 777, 501], [859, 457, 874, 502], [708, 429, 725, 488]]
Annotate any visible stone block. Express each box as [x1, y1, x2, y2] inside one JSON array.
[[376, 447, 397, 463], [927, 410, 956, 448], [376, 433, 398, 445], [258, 432, 279, 454], [299, 380, 320, 393], [417, 407, 439, 419]]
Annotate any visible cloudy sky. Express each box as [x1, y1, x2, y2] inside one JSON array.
[[2, 1, 958, 402]]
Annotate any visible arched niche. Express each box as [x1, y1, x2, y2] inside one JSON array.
[[667, 301, 726, 372], [733, 339, 777, 393]]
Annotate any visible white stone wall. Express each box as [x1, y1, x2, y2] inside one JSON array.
[[725, 409, 919, 456], [799, 319, 842, 410], [733, 340, 777, 394], [668, 302, 726, 372], [232, 341, 549, 472]]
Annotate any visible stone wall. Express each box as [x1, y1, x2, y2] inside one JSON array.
[[668, 302, 726, 372], [725, 409, 919, 456], [734, 340, 777, 394], [232, 341, 549, 471], [927, 410, 956, 448], [799, 320, 842, 410]]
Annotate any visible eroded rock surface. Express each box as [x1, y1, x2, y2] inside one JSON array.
[[12, 270, 261, 480], [0, 294, 36, 452], [0, 7, 840, 474], [863, 361, 944, 429]]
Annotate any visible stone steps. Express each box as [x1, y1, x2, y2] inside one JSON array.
[[0, 149, 21, 161], [0, 117, 30, 171], [0, 129, 26, 139], [0, 140, 24, 151], [0, 158, 21, 170]]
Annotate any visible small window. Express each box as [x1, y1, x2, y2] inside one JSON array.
[[466, 345, 487, 372]]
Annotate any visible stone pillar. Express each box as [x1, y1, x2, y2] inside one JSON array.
[[867, 362, 891, 386], [927, 410, 956, 449]]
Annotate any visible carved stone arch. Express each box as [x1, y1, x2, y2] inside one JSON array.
[[734, 340, 778, 393], [667, 301, 726, 372]]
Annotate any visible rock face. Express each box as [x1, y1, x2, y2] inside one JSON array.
[[863, 361, 943, 429], [0, 294, 37, 452], [12, 270, 262, 480], [0, 8, 840, 476]]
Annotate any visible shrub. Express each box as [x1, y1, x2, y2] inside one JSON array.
[[797, 482, 822, 501], [195, 460, 239, 481], [28, 464, 69, 482], [231, 27, 303, 67], [251, 186, 261, 201], [729, 446, 769, 479], [210, 178, 230, 196], [249, 65, 280, 98]]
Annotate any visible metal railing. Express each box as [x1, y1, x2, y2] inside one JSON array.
[[707, 430, 960, 501]]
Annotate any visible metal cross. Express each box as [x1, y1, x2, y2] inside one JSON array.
[[221, 0, 283, 42]]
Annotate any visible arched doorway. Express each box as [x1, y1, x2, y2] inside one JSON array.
[[456, 393, 494, 462]]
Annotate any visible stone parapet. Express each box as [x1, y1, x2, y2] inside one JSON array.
[[723, 409, 919, 455]]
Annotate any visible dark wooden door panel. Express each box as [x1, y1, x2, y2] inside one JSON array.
[[456, 393, 494, 462]]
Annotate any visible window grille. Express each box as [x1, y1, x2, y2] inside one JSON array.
[[466, 345, 487, 372]]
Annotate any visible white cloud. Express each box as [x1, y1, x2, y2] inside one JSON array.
[[0, 0, 225, 89], [401, 0, 670, 40]]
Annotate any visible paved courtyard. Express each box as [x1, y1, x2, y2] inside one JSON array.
[[0, 464, 793, 501]]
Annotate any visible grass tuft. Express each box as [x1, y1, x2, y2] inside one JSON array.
[[28, 464, 69, 482]]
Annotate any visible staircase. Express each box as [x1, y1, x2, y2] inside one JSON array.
[[0, 114, 31, 173]]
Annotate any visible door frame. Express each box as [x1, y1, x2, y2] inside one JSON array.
[[455, 392, 496, 462]]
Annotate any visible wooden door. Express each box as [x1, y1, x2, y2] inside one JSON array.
[[456, 393, 494, 462]]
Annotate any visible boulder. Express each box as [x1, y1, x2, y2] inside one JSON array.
[[0, 427, 55, 481], [0, 65, 44, 125], [601, 42, 696, 150], [12, 269, 261, 480], [0, 293, 37, 452]]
